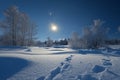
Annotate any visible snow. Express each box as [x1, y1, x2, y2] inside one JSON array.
[[0, 45, 120, 80], [108, 45, 120, 49]]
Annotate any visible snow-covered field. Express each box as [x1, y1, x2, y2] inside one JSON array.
[[0, 45, 120, 80]]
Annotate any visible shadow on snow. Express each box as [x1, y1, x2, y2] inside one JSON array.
[[0, 57, 29, 80]]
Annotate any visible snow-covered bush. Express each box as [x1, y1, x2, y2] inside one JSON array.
[[69, 19, 108, 49]]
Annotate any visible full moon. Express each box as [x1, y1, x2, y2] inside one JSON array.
[[50, 23, 58, 32]]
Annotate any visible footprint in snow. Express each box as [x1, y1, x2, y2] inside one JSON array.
[[60, 62, 71, 73], [102, 59, 112, 66], [60, 55, 73, 73], [75, 74, 97, 80], [37, 55, 74, 80], [25, 48, 31, 52], [37, 76, 45, 80], [92, 65, 105, 73], [65, 55, 73, 62], [44, 67, 61, 80]]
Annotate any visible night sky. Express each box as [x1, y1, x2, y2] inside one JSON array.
[[0, 0, 120, 41]]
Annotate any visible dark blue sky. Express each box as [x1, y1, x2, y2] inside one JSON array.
[[0, 0, 120, 41]]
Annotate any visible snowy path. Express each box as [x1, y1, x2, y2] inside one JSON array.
[[0, 47, 120, 80]]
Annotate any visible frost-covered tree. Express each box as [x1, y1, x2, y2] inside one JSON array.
[[18, 13, 29, 46], [0, 6, 37, 46], [4, 6, 20, 46], [91, 19, 107, 48], [27, 22, 38, 46], [82, 27, 93, 48], [18, 13, 37, 46], [69, 19, 108, 49], [82, 19, 108, 48]]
